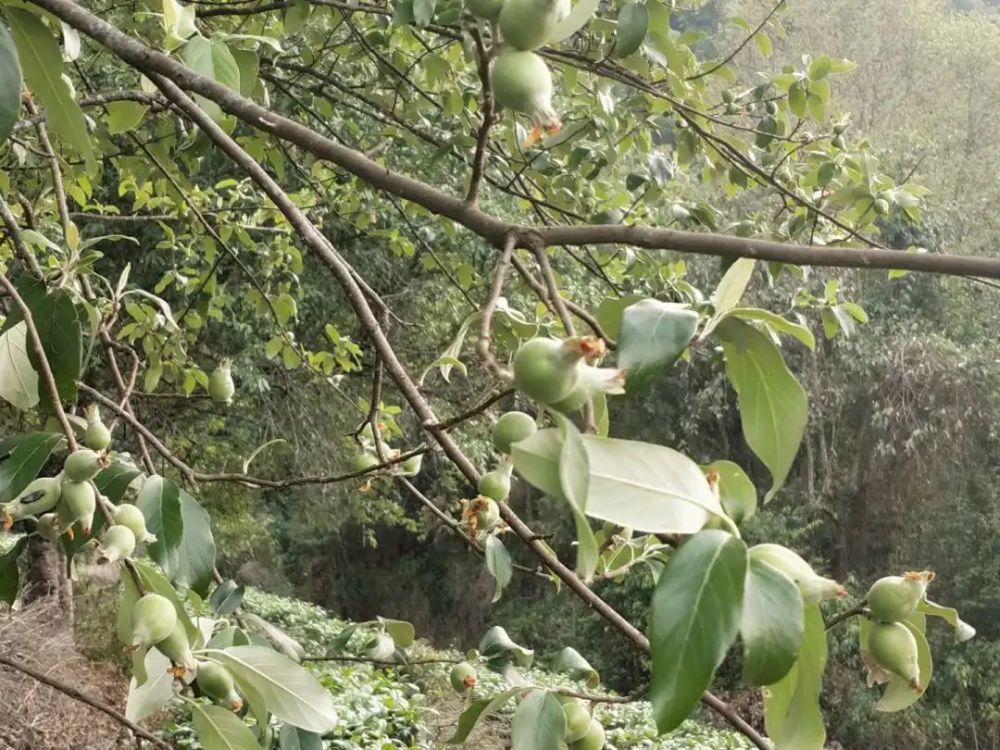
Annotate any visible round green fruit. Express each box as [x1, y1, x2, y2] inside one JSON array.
[[868, 621, 921, 689], [99, 524, 136, 564], [399, 454, 423, 476], [833, 122, 847, 135], [512, 338, 583, 404], [131, 593, 178, 647], [351, 452, 380, 472], [563, 701, 591, 742], [58, 480, 97, 535], [867, 572, 933, 623], [156, 620, 196, 673], [832, 134, 846, 149], [873, 198, 890, 215], [766, 100, 778, 115], [465, 0, 504, 20], [492, 412, 537, 453], [113, 503, 155, 544], [450, 662, 477, 693], [722, 89, 735, 104], [208, 360, 236, 405], [570, 719, 605, 750], [84, 405, 111, 451], [491, 51, 558, 130], [498, 0, 568, 51], [197, 660, 243, 710], [64, 449, 103, 482], [478, 470, 511, 502], [475, 497, 501, 531]]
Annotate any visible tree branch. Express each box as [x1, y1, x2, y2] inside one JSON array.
[[466, 25, 494, 205]]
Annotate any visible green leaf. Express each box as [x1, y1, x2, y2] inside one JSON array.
[[808, 54, 832, 81], [202, 647, 338, 732], [617, 299, 698, 392], [555, 413, 598, 579], [703, 459, 756, 524], [711, 258, 756, 319], [117, 568, 141, 645], [0, 536, 27, 605], [231, 48, 259, 97], [0, 19, 22, 146], [510, 691, 566, 750], [788, 81, 806, 118], [126, 648, 175, 722], [512, 428, 566, 501], [552, 647, 599, 688], [192, 703, 259, 750], [412, 0, 436, 26], [716, 318, 807, 502], [95, 463, 142, 504], [548, 0, 599, 42], [0, 431, 62, 502], [26, 291, 82, 411], [917, 599, 976, 641], [485, 535, 512, 603], [741, 558, 804, 686], [725, 308, 815, 350], [162, 0, 197, 47], [446, 687, 527, 744], [6, 9, 94, 169], [175, 486, 217, 596], [649, 530, 747, 733], [278, 724, 323, 750], [595, 294, 643, 340], [283, 0, 311, 34], [210, 580, 246, 615], [106, 101, 149, 134], [137, 475, 183, 574], [860, 617, 933, 713], [754, 31, 772, 57], [613, 2, 649, 58], [479, 625, 534, 669], [0, 323, 40, 410], [184, 36, 241, 120], [378, 617, 415, 648], [763, 605, 827, 750]]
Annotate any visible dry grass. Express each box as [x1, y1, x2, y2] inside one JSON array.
[[0, 598, 132, 750]]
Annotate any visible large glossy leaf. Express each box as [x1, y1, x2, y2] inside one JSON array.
[[555, 414, 598, 578], [0, 323, 39, 410], [0, 431, 62, 503], [278, 724, 323, 750], [175, 486, 217, 596], [711, 258, 756, 318], [613, 2, 649, 58], [24, 291, 82, 410], [0, 20, 21, 145], [703, 459, 756, 524], [763, 604, 827, 750], [725, 307, 816, 350], [485, 534, 512, 603], [446, 687, 527, 744], [649, 530, 747, 733], [511, 428, 565, 501], [192, 704, 259, 750], [116, 567, 141, 645], [617, 299, 697, 392], [125, 647, 174, 722], [510, 690, 566, 750], [6, 9, 94, 168], [203, 647, 338, 732], [137, 475, 183, 574], [716, 318, 807, 502], [95, 462, 142, 504], [548, 0, 599, 43], [552, 647, 599, 688], [184, 36, 241, 120], [480, 625, 534, 668], [741, 557, 804, 686], [0, 536, 27, 605]]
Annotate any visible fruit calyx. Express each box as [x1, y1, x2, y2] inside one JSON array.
[[449, 661, 477, 693]]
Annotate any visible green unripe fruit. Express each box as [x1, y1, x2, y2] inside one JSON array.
[[351, 452, 380, 472], [867, 572, 933, 623], [868, 621, 921, 690], [131, 593, 178, 647], [399, 454, 423, 477], [570, 719, 605, 750], [36, 513, 60, 541], [156, 620, 196, 674], [98, 525, 136, 564], [513, 338, 592, 404], [84, 405, 111, 451], [366, 633, 397, 661], [491, 52, 559, 131], [492, 412, 537, 453], [551, 381, 589, 413], [563, 701, 591, 742], [478, 470, 511, 502], [725, 102, 740, 115], [58, 481, 96, 535], [671, 204, 690, 221], [450, 662, 477, 693], [208, 359, 235, 405], [833, 122, 847, 135], [749, 544, 846, 604], [766, 100, 778, 115], [196, 660, 243, 711], [722, 89, 736, 104], [475, 497, 501, 531], [465, 0, 504, 20], [64, 449, 103, 482], [831, 134, 846, 149], [873, 198, 890, 216], [498, 0, 568, 51], [113, 503, 156, 544]]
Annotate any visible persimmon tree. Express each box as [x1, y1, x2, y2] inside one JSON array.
[[0, 0, 988, 748]]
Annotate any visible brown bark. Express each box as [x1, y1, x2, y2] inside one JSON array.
[[20, 537, 73, 624]]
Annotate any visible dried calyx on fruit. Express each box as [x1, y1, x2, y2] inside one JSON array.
[[58, 480, 97, 536], [868, 621, 922, 691], [196, 660, 243, 711], [449, 661, 477, 693], [551, 364, 626, 413], [131, 593, 178, 648], [492, 52, 561, 146], [84, 404, 112, 451], [472, 496, 501, 532], [498, 0, 570, 51], [492, 411, 537, 453], [866, 571, 934, 623], [512, 336, 604, 405], [749, 543, 847, 604], [478, 461, 513, 502], [64, 449, 105, 482], [208, 359, 236, 405], [98, 524, 136, 564], [113, 503, 157, 544], [155, 620, 197, 676], [2, 477, 62, 530]]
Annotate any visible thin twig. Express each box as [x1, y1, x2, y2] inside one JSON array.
[[466, 25, 494, 205], [476, 233, 517, 381], [686, 0, 786, 81]]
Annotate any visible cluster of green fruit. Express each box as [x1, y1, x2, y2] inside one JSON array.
[[862, 571, 935, 691], [130, 593, 242, 710], [349, 422, 422, 477], [2, 411, 156, 564], [449, 661, 606, 748], [466, 0, 573, 144]]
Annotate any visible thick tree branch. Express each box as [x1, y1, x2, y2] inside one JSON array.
[[30, 0, 1000, 282]]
